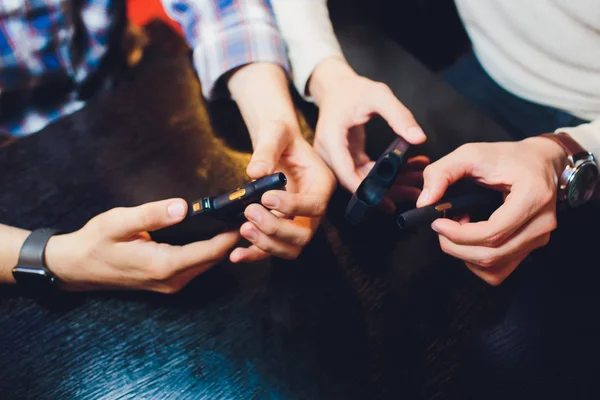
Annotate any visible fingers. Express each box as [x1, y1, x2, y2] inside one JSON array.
[[436, 206, 555, 285], [464, 253, 529, 287], [239, 221, 302, 260], [150, 231, 240, 293], [231, 203, 318, 262], [230, 245, 269, 263], [244, 204, 314, 247], [247, 121, 290, 179], [438, 220, 550, 271], [319, 135, 364, 193], [431, 182, 549, 247], [367, 83, 426, 144], [262, 190, 329, 218], [404, 155, 431, 171], [417, 145, 478, 207], [171, 230, 241, 270], [101, 199, 188, 239]]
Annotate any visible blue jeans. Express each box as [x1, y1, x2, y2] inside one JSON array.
[[440, 52, 594, 399]]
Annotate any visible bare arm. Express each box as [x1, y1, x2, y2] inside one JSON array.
[[0, 224, 30, 284]]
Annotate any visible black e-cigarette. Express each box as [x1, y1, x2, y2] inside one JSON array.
[[396, 189, 502, 229], [345, 137, 411, 225], [188, 172, 287, 221]]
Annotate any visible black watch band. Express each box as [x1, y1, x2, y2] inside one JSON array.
[[12, 228, 62, 293]]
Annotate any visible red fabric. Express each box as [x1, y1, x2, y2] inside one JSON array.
[[128, 0, 182, 34]]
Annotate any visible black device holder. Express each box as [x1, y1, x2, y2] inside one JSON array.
[[152, 172, 287, 245], [344, 138, 502, 229], [345, 137, 411, 225]]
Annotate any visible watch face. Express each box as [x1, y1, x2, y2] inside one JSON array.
[[567, 162, 599, 208], [12, 266, 57, 290]]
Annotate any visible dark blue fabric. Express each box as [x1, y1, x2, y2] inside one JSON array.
[[442, 51, 589, 140]]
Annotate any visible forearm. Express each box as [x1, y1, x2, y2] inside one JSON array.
[[227, 63, 298, 141], [0, 224, 30, 284], [161, 0, 289, 99]]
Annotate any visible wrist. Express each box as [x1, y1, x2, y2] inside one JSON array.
[[527, 136, 569, 178], [308, 56, 355, 107], [0, 227, 30, 284], [227, 62, 296, 138], [45, 233, 78, 286]]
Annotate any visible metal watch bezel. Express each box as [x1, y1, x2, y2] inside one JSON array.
[[559, 153, 598, 207]]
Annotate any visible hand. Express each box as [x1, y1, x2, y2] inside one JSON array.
[[45, 199, 240, 293], [309, 57, 427, 193], [227, 63, 336, 262], [417, 137, 567, 286], [232, 121, 336, 262]]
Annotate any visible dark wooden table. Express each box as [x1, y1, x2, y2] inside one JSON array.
[[1, 21, 598, 400]]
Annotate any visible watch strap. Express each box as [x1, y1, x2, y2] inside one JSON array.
[[17, 228, 61, 269], [540, 132, 587, 158], [13, 228, 62, 293]]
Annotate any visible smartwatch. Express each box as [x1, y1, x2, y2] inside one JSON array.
[[539, 132, 599, 208], [12, 228, 62, 293]]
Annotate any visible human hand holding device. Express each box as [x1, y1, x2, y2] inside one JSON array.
[[397, 188, 502, 230], [345, 137, 428, 224], [43, 199, 240, 293], [227, 63, 336, 262], [417, 138, 568, 286], [308, 57, 427, 194]]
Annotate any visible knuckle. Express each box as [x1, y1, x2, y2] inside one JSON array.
[[476, 255, 499, 269], [458, 142, 480, 158], [541, 233, 551, 247], [155, 284, 183, 295], [293, 229, 313, 248], [422, 164, 435, 180], [263, 222, 279, 237], [282, 248, 302, 260], [537, 185, 555, 205], [483, 232, 507, 248], [483, 274, 504, 287], [147, 258, 176, 282], [373, 81, 391, 94], [256, 241, 277, 256], [205, 247, 225, 263], [148, 267, 172, 282], [136, 207, 154, 229], [547, 215, 558, 233], [92, 207, 122, 229], [313, 200, 328, 216]]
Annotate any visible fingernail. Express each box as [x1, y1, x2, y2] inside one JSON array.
[[167, 202, 185, 219], [431, 221, 440, 233], [417, 189, 430, 206], [245, 207, 262, 223], [262, 194, 279, 209], [407, 126, 426, 141]]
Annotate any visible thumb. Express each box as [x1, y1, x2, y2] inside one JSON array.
[[247, 121, 290, 179], [102, 198, 187, 239], [417, 148, 474, 207]]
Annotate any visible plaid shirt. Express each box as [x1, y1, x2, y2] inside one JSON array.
[[0, 0, 289, 137]]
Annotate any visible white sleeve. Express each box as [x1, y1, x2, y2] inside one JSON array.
[[270, 0, 345, 100], [556, 119, 600, 171]]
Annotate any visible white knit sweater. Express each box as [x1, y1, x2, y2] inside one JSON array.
[[270, 0, 600, 164]]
